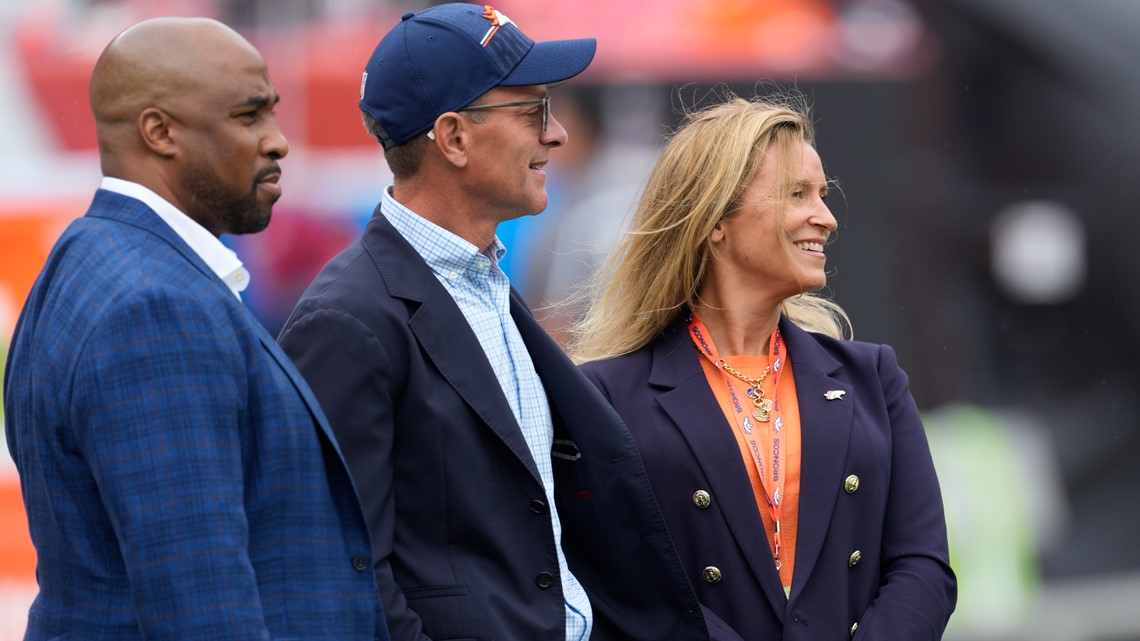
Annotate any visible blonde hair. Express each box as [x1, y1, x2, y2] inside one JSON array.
[[570, 92, 851, 363]]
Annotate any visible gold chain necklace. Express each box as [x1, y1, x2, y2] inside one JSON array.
[[717, 359, 773, 422]]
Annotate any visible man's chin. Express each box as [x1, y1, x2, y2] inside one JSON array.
[[247, 211, 272, 235], [526, 193, 550, 216], [228, 208, 272, 236]]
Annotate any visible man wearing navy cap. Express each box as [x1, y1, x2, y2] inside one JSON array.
[[279, 4, 725, 641]]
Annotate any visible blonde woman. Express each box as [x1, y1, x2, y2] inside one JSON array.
[[573, 94, 956, 640]]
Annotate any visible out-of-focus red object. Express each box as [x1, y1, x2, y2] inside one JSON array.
[[14, 8, 396, 151], [259, 22, 388, 150], [0, 476, 35, 579], [13, 1, 931, 153], [0, 203, 81, 314], [494, 0, 840, 80]]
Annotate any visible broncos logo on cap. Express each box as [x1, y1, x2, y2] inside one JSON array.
[[480, 5, 516, 47]]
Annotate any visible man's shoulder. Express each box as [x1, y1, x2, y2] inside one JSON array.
[[782, 323, 891, 375], [291, 217, 438, 318], [55, 199, 181, 262], [280, 236, 417, 355], [25, 213, 189, 319], [293, 239, 394, 311]]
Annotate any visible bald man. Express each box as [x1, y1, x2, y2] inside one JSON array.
[[3, 18, 389, 640]]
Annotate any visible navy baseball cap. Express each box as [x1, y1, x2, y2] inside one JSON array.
[[359, 3, 596, 148]]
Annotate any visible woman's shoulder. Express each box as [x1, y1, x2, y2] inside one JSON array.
[[578, 341, 655, 378], [785, 321, 900, 371], [578, 314, 689, 376]]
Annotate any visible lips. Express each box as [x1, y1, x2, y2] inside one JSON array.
[[256, 166, 282, 197], [256, 165, 281, 183]]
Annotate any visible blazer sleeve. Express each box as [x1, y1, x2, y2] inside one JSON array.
[[71, 288, 268, 639], [278, 307, 432, 641], [858, 344, 957, 640]]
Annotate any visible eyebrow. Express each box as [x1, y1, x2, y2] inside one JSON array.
[[235, 94, 281, 110], [793, 179, 827, 189]]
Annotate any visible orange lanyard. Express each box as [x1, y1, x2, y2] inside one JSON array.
[[689, 314, 789, 570]]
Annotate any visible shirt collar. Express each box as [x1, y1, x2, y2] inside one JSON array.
[[380, 187, 507, 278], [101, 177, 250, 300]]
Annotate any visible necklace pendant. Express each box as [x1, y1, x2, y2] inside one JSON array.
[[752, 398, 773, 422]]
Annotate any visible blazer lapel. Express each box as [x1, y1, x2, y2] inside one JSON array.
[[362, 212, 541, 482], [509, 293, 571, 409], [779, 319, 854, 604], [508, 292, 601, 416], [650, 316, 791, 620], [509, 292, 628, 456]]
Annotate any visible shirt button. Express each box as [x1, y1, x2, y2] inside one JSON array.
[[692, 490, 712, 509], [535, 571, 554, 589], [351, 553, 370, 572], [448, 270, 459, 280]]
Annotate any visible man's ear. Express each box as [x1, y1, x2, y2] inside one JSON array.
[[138, 107, 177, 158], [432, 113, 469, 168]]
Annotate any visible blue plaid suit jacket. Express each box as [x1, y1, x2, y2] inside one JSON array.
[[3, 189, 389, 640]]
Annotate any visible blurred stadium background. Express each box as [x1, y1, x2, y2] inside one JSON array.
[[2, 1, 1139, 639]]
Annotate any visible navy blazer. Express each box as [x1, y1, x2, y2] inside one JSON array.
[[580, 313, 957, 641], [278, 210, 713, 641], [4, 190, 387, 640]]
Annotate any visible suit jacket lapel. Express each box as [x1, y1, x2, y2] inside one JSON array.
[[649, 316, 791, 620], [509, 293, 565, 405], [779, 319, 854, 604], [509, 292, 618, 452], [362, 212, 541, 482]]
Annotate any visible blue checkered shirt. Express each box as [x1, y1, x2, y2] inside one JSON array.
[[381, 189, 592, 641]]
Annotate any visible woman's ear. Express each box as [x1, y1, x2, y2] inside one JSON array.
[[709, 220, 725, 244]]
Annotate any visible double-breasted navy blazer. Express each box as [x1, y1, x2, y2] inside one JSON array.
[[278, 210, 715, 641], [3, 190, 387, 640], [580, 313, 957, 641]]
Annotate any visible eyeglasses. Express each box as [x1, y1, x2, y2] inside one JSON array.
[[459, 95, 550, 132]]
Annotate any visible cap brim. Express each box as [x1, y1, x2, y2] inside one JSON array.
[[500, 37, 597, 87]]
